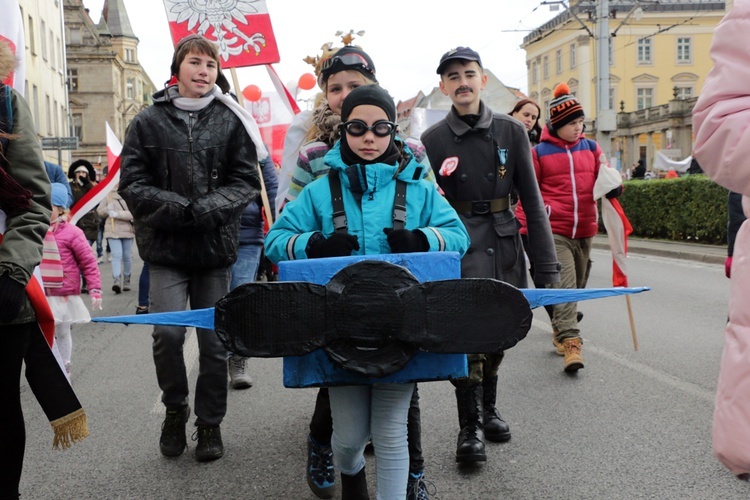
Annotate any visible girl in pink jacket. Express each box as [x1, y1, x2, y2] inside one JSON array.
[[45, 183, 102, 376], [693, 0, 750, 480]]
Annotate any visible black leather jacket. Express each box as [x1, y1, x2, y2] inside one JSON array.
[[119, 89, 260, 270]]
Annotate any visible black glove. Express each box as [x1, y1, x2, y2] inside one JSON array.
[[0, 273, 27, 323], [605, 186, 623, 199], [306, 232, 360, 259], [383, 228, 429, 253]]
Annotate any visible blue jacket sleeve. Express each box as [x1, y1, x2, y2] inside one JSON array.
[[417, 182, 470, 256], [265, 186, 322, 264]]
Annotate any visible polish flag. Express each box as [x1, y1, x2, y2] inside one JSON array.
[[69, 123, 121, 225], [0, 0, 25, 93], [601, 197, 633, 287], [266, 64, 300, 115], [593, 159, 632, 287], [163, 0, 280, 68], [244, 67, 300, 167]]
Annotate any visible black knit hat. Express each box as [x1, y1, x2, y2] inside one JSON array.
[[341, 85, 396, 123], [548, 82, 584, 130], [318, 46, 377, 87]]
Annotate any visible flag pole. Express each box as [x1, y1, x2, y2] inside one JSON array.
[[230, 67, 274, 226], [625, 295, 639, 351]]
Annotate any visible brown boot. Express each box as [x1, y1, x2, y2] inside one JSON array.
[[552, 328, 564, 356], [562, 338, 584, 372]]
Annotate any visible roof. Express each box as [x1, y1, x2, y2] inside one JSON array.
[[101, 0, 137, 39]]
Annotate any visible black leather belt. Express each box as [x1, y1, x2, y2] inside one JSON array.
[[450, 197, 511, 215]]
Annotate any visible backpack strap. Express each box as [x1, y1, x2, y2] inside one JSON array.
[[328, 169, 348, 234], [392, 179, 407, 230], [328, 169, 408, 233]]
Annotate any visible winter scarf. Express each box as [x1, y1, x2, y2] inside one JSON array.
[[167, 85, 268, 162]]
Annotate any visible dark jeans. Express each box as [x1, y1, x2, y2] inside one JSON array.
[[150, 264, 230, 426], [309, 385, 424, 474], [96, 226, 110, 258], [0, 323, 33, 499], [138, 261, 150, 308]]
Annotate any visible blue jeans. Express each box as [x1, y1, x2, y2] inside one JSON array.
[[108, 238, 133, 280], [329, 383, 414, 499], [230, 243, 263, 290], [149, 264, 230, 426]]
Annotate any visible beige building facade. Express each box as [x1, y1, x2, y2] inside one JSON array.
[[17, 0, 70, 166], [63, 0, 155, 175], [522, 0, 726, 172]]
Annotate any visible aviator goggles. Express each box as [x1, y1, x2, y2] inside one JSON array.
[[320, 53, 375, 78], [341, 119, 397, 137]]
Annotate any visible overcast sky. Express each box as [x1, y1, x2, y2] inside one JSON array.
[[84, 0, 560, 107]]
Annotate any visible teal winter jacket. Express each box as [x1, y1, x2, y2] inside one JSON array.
[[266, 141, 469, 263]]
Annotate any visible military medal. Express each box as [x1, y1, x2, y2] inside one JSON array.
[[497, 148, 508, 179]]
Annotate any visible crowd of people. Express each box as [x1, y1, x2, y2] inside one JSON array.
[[3, 6, 747, 495]]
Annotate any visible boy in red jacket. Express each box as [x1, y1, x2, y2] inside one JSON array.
[[517, 83, 621, 373]]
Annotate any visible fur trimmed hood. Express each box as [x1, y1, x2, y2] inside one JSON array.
[[0, 40, 16, 84]]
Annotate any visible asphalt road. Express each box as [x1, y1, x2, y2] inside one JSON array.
[[18, 247, 750, 499]]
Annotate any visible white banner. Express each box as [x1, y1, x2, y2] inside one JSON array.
[[0, 0, 25, 93], [653, 150, 692, 172]]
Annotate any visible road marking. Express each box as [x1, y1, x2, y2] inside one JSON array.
[[532, 318, 715, 403], [150, 328, 200, 415]]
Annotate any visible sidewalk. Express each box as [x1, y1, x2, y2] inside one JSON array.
[[592, 234, 725, 265]]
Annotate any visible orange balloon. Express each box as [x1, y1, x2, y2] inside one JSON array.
[[298, 73, 317, 91], [242, 84, 262, 102]]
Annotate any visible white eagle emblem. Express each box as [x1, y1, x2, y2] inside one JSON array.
[[164, 0, 268, 61]]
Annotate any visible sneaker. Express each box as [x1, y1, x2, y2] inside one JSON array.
[[112, 278, 121, 294], [135, 305, 150, 315], [563, 338, 584, 372], [107, 252, 112, 262], [228, 355, 253, 390], [306, 434, 335, 499], [123, 275, 131, 292], [160, 405, 190, 457], [97, 255, 105, 264], [407, 471, 434, 500], [194, 425, 224, 462]]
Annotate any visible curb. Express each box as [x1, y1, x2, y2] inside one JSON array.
[[592, 240, 725, 266]]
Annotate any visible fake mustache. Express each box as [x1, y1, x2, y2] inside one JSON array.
[[455, 86, 473, 96]]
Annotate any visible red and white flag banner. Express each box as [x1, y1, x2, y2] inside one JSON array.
[[593, 160, 631, 287], [163, 0, 280, 69], [266, 64, 301, 116], [69, 123, 121, 225], [601, 197, 633, 287], [244, 87, 293, 168], [0, 0, 26, 93]]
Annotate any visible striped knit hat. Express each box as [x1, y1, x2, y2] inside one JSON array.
[[549, 83, 584, 129]]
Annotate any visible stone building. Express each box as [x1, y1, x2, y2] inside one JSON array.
[[63, 0, 155, 174]]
